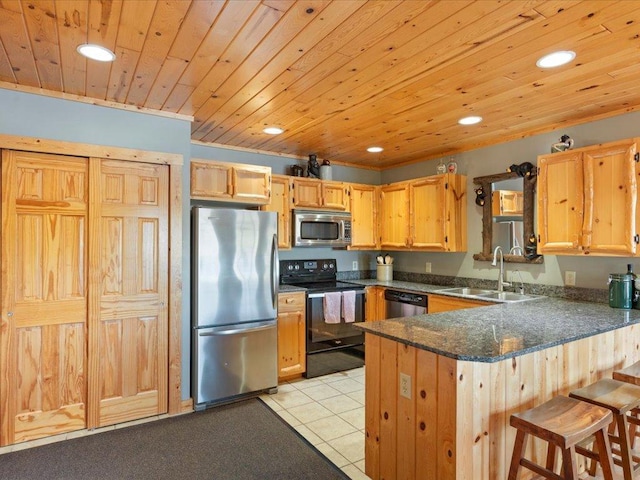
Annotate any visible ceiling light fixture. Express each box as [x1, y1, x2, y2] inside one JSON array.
[[367, 146, 383, 153], [263, 127, 284, 135], [536, 50, 576, 68], [458, 116, 483, 126], [76, 44, 116, 62]]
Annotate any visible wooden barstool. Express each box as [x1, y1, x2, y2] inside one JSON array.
[[570, 378, 640, 479], [613, 360, 640, 448], [508, 395, 614, 480]]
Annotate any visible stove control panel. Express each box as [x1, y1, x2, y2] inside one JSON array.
[[281, 259, 336, 275]]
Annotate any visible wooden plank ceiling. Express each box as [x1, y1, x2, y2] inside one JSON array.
[[1, 0, 640, 170]]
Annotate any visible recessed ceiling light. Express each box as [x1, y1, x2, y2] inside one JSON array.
[[263, 127, 284, 135], [367, 146, 383, 153], [536, 50, 576, 68], [458, 116, 483, 125], [76, 44, 116, 62]]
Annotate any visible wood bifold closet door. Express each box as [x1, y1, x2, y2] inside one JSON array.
[[0, 151, 168, 445]]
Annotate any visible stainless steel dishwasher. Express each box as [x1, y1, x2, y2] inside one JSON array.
[[384, 289, 428, 318]]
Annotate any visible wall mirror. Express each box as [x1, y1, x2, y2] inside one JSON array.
[[473, 166, 543, 264]]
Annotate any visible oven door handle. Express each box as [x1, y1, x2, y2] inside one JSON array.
[[307, 290, 365, 299]]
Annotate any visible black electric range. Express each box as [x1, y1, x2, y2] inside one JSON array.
[[279, 258, 365, 378]]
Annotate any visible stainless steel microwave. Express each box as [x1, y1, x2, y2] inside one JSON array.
[[292, 210, 352, 247]]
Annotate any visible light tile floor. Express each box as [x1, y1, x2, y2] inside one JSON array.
[[260, 366, 371, 480]]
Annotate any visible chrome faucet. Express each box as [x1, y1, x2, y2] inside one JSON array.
[[492, 246, 511, 292]]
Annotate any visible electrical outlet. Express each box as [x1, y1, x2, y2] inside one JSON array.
[[425, 262, 432, 273], [399, 372, 412, 399], [352, 261, 358, 271], [565, 271, 576, 286]]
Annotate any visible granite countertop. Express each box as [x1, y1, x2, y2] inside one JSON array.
[[349, 280, 640, 363]]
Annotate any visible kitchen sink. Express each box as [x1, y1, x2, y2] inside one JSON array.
[[437, 287, 494, 296], [475, 291, 542, 302], [435, 287, 543, 303]]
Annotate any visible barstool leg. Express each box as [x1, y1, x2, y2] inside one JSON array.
[[561, 446, 579, 480], [594, 428, 615, 480], [545, 443, 557, 473], [616, 414, 634, 480], [508, 430, 528, 480]]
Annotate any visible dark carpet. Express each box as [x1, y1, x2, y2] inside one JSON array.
[[0, 398, 350, 480]]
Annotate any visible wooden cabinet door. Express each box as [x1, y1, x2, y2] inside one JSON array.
[[583, 141, 637, 255], [263, 175, 291, 249], [292, 178, 323, 208], [537, 151, 584, 254], [427, 295, 489, 313], [233, 165, 271, 204], [349, 184, 378, 249], [190, 160, 232, 199], [365, 286, 386, 321], [277, 292, 305, 379], [88, 159, 169, 428], [379, 183, 410, 249], [322, 181, 348, 210], [1, 150, 88, 445], [410, 176, 446, 250]]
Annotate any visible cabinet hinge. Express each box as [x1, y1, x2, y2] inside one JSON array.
[[538, 234, 541, 243], [635, 234, 640, 244], [537, 167, 540, 175], [635, 152, 639, 162]]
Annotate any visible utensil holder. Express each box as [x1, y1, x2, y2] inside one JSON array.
[[377, 264, 393, 281]]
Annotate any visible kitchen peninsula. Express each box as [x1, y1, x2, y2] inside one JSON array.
[[355, 292, 640, 480]]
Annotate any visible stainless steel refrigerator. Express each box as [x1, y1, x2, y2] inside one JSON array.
[[192, 207, 279, 410]]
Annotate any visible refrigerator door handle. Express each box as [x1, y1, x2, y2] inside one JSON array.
[[199, 322, 275, 337], [271, 233, 279, 310]]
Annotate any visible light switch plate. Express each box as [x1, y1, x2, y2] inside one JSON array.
[[352, 261, 358, 271], [425, 262, 432, 273]]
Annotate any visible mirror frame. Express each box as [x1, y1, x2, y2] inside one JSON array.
[[472, 169, 543, 264]]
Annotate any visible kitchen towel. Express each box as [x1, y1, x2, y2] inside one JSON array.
[[323, 291, 342, 324], [342, 291, 356, 323]]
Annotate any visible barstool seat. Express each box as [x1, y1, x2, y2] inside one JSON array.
[[508, 395, 614, 480], [613, 361, 640, 387], [614, 360, 640, 449], [570, 378, 640, 479]]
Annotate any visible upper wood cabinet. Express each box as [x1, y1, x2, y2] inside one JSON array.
[[190, 159, 271, 204], [262, 174, 292, 249], [492, 190, 523, 216], [379, 174, 467, 252], [410, 174, 467, 251], [349, 183, 378, 250], [537, 139, 638, 256], [292, 178, 349, 210], [379, 182, 411, 249]]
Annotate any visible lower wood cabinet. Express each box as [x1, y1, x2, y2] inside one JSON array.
[[427, 294, 490, 313], [365, 286, 386, 321], [277, 291, 306, 380]]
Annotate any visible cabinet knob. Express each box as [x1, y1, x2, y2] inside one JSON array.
[[286, 298, 294, 304]]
